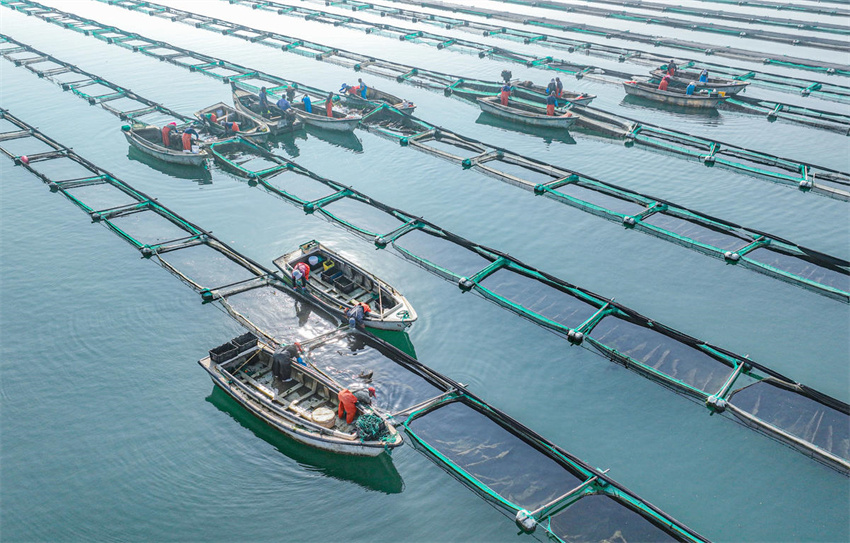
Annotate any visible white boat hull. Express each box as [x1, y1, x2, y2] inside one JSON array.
[[477, 96, 577, 129], [122, 127, 208, 166], [295, 110, 361, 132]]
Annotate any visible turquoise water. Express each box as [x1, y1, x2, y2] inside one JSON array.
[[1, 1, 848, 541]]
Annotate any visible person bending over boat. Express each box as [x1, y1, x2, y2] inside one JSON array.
[[699, 69, 709, 83], [338, 385, 376, 424], [291, 261, 310, 292], [500, 82, 512, 106], [658, 75, 671, 91], [276, 96, 291, 114], [345, 301, 372, 329], [220, 118, 239, 135], [686, 81, 696, 96], [161, 122, 179, 148], [546, 92, 559, 116], [182, 127, 199, 153], [271, 343, 304, 383]]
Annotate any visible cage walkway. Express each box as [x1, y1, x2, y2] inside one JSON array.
[[685, 0, 850, 17], [0, 107, 711, 543], [86, 0, 850, 102], [490, 0, 850, 36], [29, 0, 850, 196], [3, 21, 848, 472], [5, 30, 848, 305]]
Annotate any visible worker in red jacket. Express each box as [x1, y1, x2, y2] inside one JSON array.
[[291, 261, 310, 292], [161, 122, 178, 148], [338, 385, 376, 424]]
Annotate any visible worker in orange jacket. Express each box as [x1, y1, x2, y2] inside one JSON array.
[[337, 385, 376, 424]]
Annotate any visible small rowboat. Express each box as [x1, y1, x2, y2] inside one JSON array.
[[274, 240, 418, 331], [199, 334, 403, 456], [650, 69, 749, 95], [291, 99, 362, 133], [231, 88, 304, 135], [194, 102, 271, 141], [623, 81, 728, 108], [341, 85, 416, 114], [476, 96, 577, 129], [121, 123, 211, 167], [448, 79, 596, 107]]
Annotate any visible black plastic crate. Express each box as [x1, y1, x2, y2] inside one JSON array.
[[209, 341, 238, 364], [334, 276, 355, 294], [231, 332, 258, 353], [321, 268, 341, 283]]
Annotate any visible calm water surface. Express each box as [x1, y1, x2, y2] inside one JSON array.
[[1, 2, 848, 542]]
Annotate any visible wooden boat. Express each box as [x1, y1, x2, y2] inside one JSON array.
[[650, 69, 749, 95], [194, 102, 271, 141], [288, 96, 361, 133], [476, 96, 577, 129], [231, 88, 304, 135], [199, 334, 403, 456], [623, 81, 728, 108], [449, 79, 596, 106], [274, 240, 418, 331], [340, 85, 416, 114], [121, 122, 211, 167]]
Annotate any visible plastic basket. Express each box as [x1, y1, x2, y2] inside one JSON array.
[[209, 341, 238, 364]]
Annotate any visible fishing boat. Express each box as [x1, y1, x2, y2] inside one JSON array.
[[121, 122, 211, 167], [476, 96, 578, 129], [448, 79, 596, 106], [290, 98, 362, 133], [340, 84, 416, 114], [274, 240, 418, 331], [231, 88, 304, 135], [623, 81, 728, 108], [650, 69, 749, 95], [194, 102, 271, 141], [199, 333, 403, 456]]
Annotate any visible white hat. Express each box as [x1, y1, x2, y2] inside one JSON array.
[[308, 256, 319, 266], [292, 269, 303, 280]]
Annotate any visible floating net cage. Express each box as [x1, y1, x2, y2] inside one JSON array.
[[4, 0, 850, 470], [1, 20, 848, 476]]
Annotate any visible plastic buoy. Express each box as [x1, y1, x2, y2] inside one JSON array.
[[20, 155, 29, 164], [515, 510, 537, 533], [724, 251, 741, 262]]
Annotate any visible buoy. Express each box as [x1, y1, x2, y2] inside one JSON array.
[[200, 289, 214, 303], [724, 251, 740, 262], [375, 236, 388, 248], [20, 155, 29, 165], [458, 277, 474, 291], [90, 212, 101, 222], [623, 216, 636, 227], [141, 246, 153, 258], [799, 178, 813, 189], [706, 395, 727, 413], [48, 182, 59, 192], [567, 330, 584, 345], [515, 510, 537, 533]]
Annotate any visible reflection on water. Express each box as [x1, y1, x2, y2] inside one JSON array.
[[475, 112, 577, 145], [305, 125, 364, 153], [620, 95, 723, 122], [206, 386, 404, 494], [127, 145, 212, 183], [368, 328, 417, 359]]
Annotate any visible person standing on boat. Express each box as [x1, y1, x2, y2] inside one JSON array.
[[301, 95, 312, 114], [291, 261, 310, 292], [500, 82, 512, 106], [546, 78, 557, 96], [357, 78, 368, 98], [258, 87, 270, 114], [658, 75, 671, 91], [546, 91, 559, 116], [686, 81, 696, 96], [161, 122, 178, 148], [326, 91, 335, 118], [345, 301, 372, 329], [699, 69, 709, 83], [667, 59, 677, 76], [555, 77, 564, 98]]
